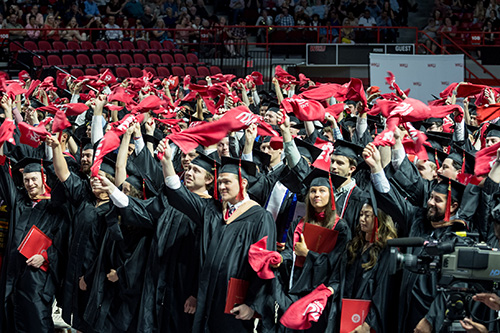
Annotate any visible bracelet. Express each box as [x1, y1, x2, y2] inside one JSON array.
[[133, 136, 142, 140]]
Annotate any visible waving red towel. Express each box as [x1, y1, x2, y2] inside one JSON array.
[[280, 284, 332, 330], [248, 236, 281, 279]]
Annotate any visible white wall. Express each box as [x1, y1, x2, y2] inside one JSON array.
[[369, 54, 465, 103]]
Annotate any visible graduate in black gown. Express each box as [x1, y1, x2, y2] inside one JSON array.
[[363, 142, 470, 333], [159, 139, 277, 333], [0, 145, 70, 332], [275, 168, 351, 333], [344, 201, 398, 332]]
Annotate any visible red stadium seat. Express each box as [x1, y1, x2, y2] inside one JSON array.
[[38, 41, 52, 51], [24, 41, 38, 51], [76, 54, 91, 66], [70, 68, 85, 77], [33, 55, 47, 67], [66, 41, 80, 50], [95, 41, 109, 50], [85, 68, 99, 76], [148, 54, 161, 65], [109, 41, 122, 50], [160, 53, 174, 64], [120, 53, 134, 65], [144, 67, 157, 76], [106, 54, 120, 65], [62, 54, 83, 69], [136, 40, 149, 50], [210, 66, 222, 75], [133, 53, 148, 64], [47, 55, 62, 66], [184, 66, 198, 77], [174, 53, 188, 64], [171, 66, 185, 77], [130, 67, 143, 77], [53, 41, 67, 51], [197, 66, 210, 77], [186, 53, 204, 65], [157, 67, 170, 78], [116, 67, 130, 78], [92, 54, 107, 66], [149, 41, 162, 50]]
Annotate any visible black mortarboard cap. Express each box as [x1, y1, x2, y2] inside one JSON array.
[[486, 123, 500, 138], [252, 149, 271, 171], [125, 175, 142, 191], [100, 155, 116, 177], [425, 131, 453, 150], [220, 156, 257, 179], [303, 167, 346, 189], [446, 145, 475, 174], [191, 152, 221, 176], [15, 157, 52, 174], [332, 140, 364, 162], [424, 145, 445, 167], [294, 137, 322, 163], [435, 175, 466, 203]]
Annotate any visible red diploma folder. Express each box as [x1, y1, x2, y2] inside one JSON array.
[[17, 225, 52, 272], [224, 278, 250, 314], [340, 299, 375, 333], [295, 223, 339, 267]]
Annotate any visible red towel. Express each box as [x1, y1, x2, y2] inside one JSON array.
[[248, 236, 281, 279], [280, 284, 332, 330]]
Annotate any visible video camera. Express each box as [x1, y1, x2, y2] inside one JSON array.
[[387, 234, 500, 331]]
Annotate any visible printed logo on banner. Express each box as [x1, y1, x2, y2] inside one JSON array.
[[399, 64, 408, 68], [455, 63, 464, 67], [428, 64, 436, 68], [441, 81, 450, 85], [370, 63, 380, 67], [351, 314, 361, 324], [413, 82, 422, 86], [310, 46, 326, 52]]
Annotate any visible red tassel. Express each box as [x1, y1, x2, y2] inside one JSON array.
[[370, 217, 379, 243], [328, 173, 336, 212], [434, 149, 440, 170], [213, 161, 218, 200], [237, 159, 244, 201], [142, 179, 147, 200], [8, 159, 12, 178], [444, 180, 452, 222], [374, 123, 378, 135], [461, 150, 466, 174], [40, 159, 51, 193]]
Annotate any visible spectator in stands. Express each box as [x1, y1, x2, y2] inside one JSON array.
[[256, 9, 273, 43], [485, 9, 500, 31], [196, 0, 211, 19], [382, 1, 397, 25], [340, 11, 358, 43], [151, 18, 168, 41], [431, 9, 443, 26], [420, 17, 439, 53], [26, 5, 44, 26], [123, 0, 145, 19], [275, 6, 294, 31], [486, 0, 499, 19], [107, 0, 124, 17], [7, 5, 23, 21], [310, 14, 327, 41], [164, 0, 179, 17], [4, 13, 26, 41], [228, 16, 247, 57], [483, 20, 496, 45], [42, 14, 61, 41], [25, 15, 41, 41], [474, 0, 486, 22], [358, 9, 377, 42], [175, 14, 191, 48], [297, 0, 312, 19], [63, 16, 87, 42], [190, 15, 202, 43], [438, 17, 457, 51], [64, 3, 85, 26], [295, 6, 309, 28], [164, 7, 177, 28], [366, 0, 381, 20], [131, 18, 148, 41], [140, 5, 157, 28], [377, 10, 395, 42], [326, 9, 341, 38], [433, 0, 451, 18], [86, 16, 106, 42], [104, 15, 123, 41], [229, 0, 245, 25], [349, 0, 367, 18], [122, 17, 132, 40], [146, 0, 163, 18], [84, 0, 101, 19], [310, 0, 327, 20], [199, 18, 215, 56]]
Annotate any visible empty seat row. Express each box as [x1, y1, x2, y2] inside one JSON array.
[[65, 67, 218, 82], [19, 40, 181, 53]]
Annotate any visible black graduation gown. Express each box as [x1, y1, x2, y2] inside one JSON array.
[[59, 172, 110, 332], [335, 185, 367, 235], [0, 164, 70, 333], [375, 185, 468, 332], [344, 246, 395, 332], [164, 185, 277, 333], [83, 210, 153, 333], [117, 192, 201, 333], [275, 217, 351, 333]]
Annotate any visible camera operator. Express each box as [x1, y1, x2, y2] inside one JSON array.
[[459, 293, 500, 332], [363, 143, 469, 333]]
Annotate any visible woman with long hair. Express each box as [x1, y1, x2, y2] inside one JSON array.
[[274, 168, 351, 332], [344, 201, 398, 333]]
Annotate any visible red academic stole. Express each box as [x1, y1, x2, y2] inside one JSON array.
[[340, 299, 375, 333], [18, 225, 52, 272], [293, 217, 340, 268]]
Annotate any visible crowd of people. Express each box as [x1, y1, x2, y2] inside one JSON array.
[[0, 64, 500, 333], [0, 0, 417, 48]]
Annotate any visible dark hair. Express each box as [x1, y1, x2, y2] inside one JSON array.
[[304, 186, 337, 229]]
